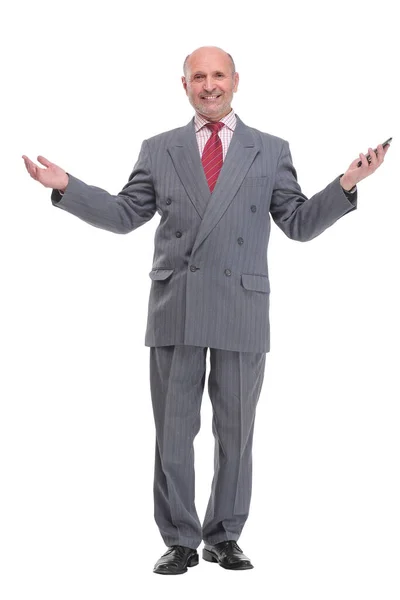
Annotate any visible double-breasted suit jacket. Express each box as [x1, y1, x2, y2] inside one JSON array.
[[51, 115, 357, 353]]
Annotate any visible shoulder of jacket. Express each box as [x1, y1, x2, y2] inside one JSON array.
[[143, 124, 189, 146], [240, 123, 288, 147]]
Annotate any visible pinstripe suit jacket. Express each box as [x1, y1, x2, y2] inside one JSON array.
[[51, 114, 357, 353]]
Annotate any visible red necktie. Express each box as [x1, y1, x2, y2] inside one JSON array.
[[201, 121, 224, 193]]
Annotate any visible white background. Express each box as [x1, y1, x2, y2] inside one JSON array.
[[1, 0, 399, 598]]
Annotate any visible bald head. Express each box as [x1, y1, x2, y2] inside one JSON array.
[[181, 45, 239, 121], [183, 46, 236, 78]]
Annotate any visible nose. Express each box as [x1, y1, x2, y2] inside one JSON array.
[[203, 76, 216, 92]]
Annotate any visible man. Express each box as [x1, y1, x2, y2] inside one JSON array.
[[22, 46, 390, 575]]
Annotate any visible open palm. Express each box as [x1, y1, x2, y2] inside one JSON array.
[[22, 155, 69, 190]]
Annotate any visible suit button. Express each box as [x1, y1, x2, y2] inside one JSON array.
[[176, 231, 182, 238], [251, 205, 257, 213], [237, 237, 244, 245], [190, 265, 197, 272], [166, 198, 172, 205], [224, 269, 232, 276]]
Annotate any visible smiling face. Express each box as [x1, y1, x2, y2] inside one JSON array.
[[182, 47, 239, 121]]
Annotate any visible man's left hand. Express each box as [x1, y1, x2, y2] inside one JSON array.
[[340, 143, 391, 191]]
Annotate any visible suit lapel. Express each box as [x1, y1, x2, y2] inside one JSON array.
[[192, 115, 260, 254], [167, 114, 260, 254], [167, 119, 211, 218]]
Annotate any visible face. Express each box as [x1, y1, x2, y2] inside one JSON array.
[[182, 48, 239, 121]]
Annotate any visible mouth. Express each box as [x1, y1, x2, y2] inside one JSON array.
[[201, 94, 222, 101]]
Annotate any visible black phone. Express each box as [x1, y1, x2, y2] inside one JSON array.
[[357, 137, 392, 167]]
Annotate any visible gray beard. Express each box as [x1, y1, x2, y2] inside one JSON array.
[[191, 96, 232, 118]]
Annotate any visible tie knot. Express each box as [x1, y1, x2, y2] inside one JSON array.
[[205, 121, 224, 134]]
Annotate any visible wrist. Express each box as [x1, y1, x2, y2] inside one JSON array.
[[59, 174, 69, 194], [340, 175, 356, 192]]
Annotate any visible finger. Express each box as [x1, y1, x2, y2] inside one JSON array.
[[23, 157, 33, 175], [368, 147, 377, 168], [27, 162, 38, 179], [37, 155, 53, 168], [359, 152, 368, 168], [22, 155, 32, 171], [23, 156, 36, 169], [349, 157, 361, 169], [23, 156, 39, 179], [349, 157, 360, 168], [376, 143, 384, 164]]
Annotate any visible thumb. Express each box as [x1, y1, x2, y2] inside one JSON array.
[[37, 155, 53, 168], [348, 157, 361, 169]]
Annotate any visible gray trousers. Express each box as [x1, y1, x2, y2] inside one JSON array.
[[149, 345, 266, 550]]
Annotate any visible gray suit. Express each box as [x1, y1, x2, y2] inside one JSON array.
[[51, 114, 357, 353], [51, 114, 357, 548]]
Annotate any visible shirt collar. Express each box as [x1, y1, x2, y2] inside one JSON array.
[[194, 108, 237, 133]]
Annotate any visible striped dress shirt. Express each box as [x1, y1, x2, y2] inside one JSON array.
[[194, 109, 237, 161]]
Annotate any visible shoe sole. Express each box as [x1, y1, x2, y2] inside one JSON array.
[[202, 548, 254, 570]]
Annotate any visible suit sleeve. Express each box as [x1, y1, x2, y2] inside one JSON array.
[[50, 140, 157, 234], [269, 140, 358, 242]]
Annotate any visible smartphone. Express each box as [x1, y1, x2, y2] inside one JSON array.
[[357, 137, 392, 167]]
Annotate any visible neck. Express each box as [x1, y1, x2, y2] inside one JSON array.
[[196, 108, 233, 122]]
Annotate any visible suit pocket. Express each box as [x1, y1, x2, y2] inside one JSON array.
[[241, 273, 270, 293], [149, 268, 175, 281], [241, 176, 269, 187]]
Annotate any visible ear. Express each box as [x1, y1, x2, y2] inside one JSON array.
[[233, 72, 239, 93], [181, 76, 188, 94]]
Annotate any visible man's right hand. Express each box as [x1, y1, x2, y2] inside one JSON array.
[[22, 155, 69, 193]]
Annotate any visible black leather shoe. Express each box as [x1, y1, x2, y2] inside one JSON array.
[[153, 545, 199, 575], [203, 540, 254, 570]]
